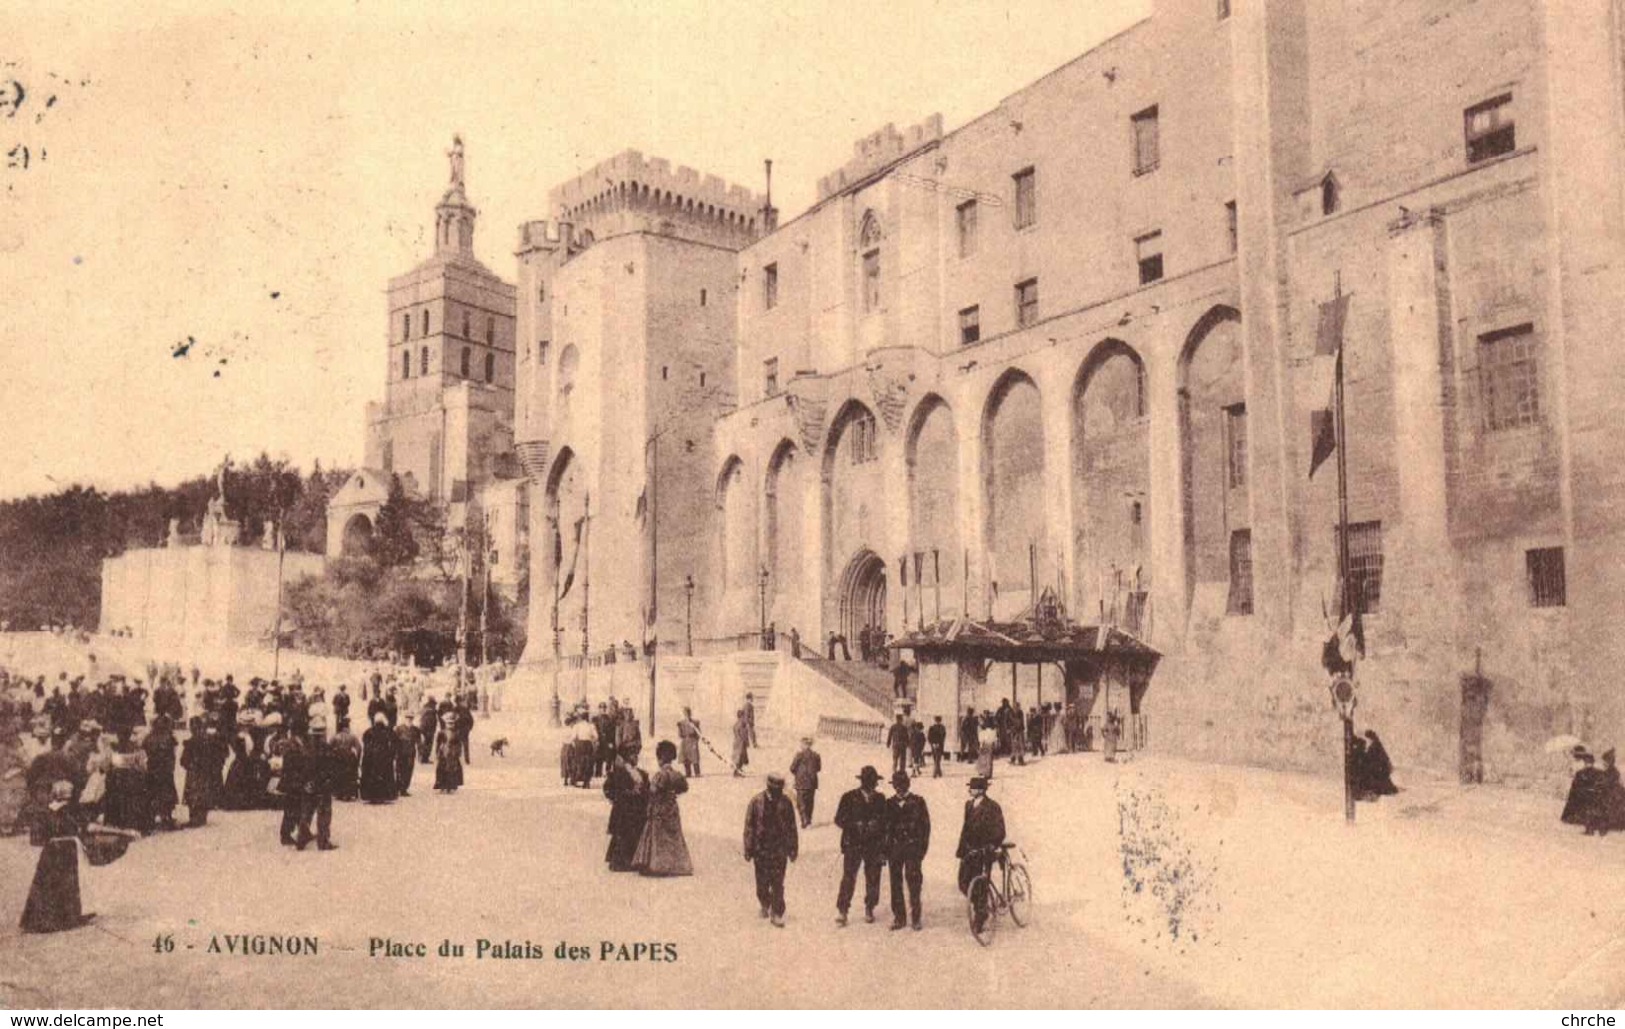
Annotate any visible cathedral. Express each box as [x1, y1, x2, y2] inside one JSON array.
[[339, 0, 1625, 788]]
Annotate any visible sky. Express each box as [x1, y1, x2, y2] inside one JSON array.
[[0, 0, 1147, 502]]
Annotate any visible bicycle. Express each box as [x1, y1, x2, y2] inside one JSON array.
[[965, 842, 1031, 946]]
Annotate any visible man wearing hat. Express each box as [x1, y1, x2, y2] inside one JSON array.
[[886, 771, 931, 930], [24, 726, 78, 843], [743, 772, 799, 927], [886, 713, 910, 776], [927, 716, 948, 779], [789, 736, 822, 829], [956, 776, 1007, 934], [832, 766, 889, 926], [297, 723, 339, 850]]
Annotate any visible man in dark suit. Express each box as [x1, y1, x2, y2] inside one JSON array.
[[885, 771, 930, 930], [832, 765, 889, 926], [927, 716, 948, 778], [789, 737, 821, 828], [743, 772, 799, 927], [886, 714, 909, 775], [956, 776, 1006, 934]]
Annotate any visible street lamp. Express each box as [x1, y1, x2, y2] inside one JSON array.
[[684, 574, 695, 657], [757, 566, 770, 649]]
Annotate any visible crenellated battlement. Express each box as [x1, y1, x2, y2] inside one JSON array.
[[815, 114, 944, 202], [517, 218, 573, 253], [548, 149, 765, 225]]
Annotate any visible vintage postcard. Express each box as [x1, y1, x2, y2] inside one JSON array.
[[2, 0, 1624, 1011]]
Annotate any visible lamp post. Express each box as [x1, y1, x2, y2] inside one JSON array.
[[757, 566, 770, 649], [684, 574, 695, 657]]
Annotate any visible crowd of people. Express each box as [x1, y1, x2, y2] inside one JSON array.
[[2, 661, 489, 933], [1562, 745, 1625, 837]]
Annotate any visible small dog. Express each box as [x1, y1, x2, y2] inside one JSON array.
[[489, 737, 510, 758]]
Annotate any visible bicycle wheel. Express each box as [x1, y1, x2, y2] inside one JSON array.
[[966, 875, 998, 946], [1005, 863, 1033, 927]]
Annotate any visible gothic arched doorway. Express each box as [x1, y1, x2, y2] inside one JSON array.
[[838, 549, 888, 649]]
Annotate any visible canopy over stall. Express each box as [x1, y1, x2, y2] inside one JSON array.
[[890, 588, 1161, 749]]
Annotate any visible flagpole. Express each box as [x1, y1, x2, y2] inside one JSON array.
[[649, 427, 659, 731], [1333, 285, 1356, 826]]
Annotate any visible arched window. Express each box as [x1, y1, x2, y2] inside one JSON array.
[[402, 349, 410, 379], [486, 316, 495, 345], [420, 346, 429, 376], [402, 312, 410, 340], [462, 310, 471, 338], [461, 347, 471, 378], [421, 310, 429, 336], [859, 211, 883, 313], [485, 352, 496, 383]]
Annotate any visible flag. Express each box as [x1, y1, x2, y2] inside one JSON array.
[[1315, 293, 1350, 356], [558, 513, 585, 600], [1308, 349, 1341, 480]]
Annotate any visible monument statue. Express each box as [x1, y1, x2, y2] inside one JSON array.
[[201, 456, 236, 547], [165, 518, 181, 548], [448, 134, 465, 190]]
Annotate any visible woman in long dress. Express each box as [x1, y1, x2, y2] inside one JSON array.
[[102, 726, 150, 831], [730, 710, 750, 777], [602, 750, 649, 871], [19, 781, 139, 932], [632, 740, 693, 877], [433, 711, 463, 793], [359, 714, 398, 803]]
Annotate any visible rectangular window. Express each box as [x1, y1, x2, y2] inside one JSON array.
[[486, 316, 495, 345], [1227, 529, 1253, 615], [1015, 279, 1039, 329], [863, 250, 881, 312], [956, 199, 979, 257], [1465, 94, 1515, 164], [485, 351, 495, 383], [1527, 547, 1566, 608], [700, 288, 707, 307], [764, 357, 780, 398], [1136, 231, 1164, 285], [1225, 200, 1238, 255], [763, 263, 779, 310], [1013, 168, 1037, 229], [1132, 105, 1160, 176], [1225, 403, 1248, 488], [1480, 324, 1540, 431], [538, 340, 549, 366], [420, 346, 429, 376], [401, 349, 410, 380], [1338, 521, 1385, 614], [959, 305, 981, 346]]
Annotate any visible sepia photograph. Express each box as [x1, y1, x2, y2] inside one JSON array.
[[1, 0, 1623, 1013]]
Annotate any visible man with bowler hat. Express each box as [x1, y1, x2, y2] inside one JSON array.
[[956, 776, 1006, 934], [833, 765, 889, 926], [886, 771, 930, 930]]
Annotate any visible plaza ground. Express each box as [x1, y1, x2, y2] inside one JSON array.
[[2, 705, 1623, 1008]]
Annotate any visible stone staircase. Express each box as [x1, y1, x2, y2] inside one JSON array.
[[791, 654, 895, 715]]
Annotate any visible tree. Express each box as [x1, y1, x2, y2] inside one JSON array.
[[371, 474, 421, 568]]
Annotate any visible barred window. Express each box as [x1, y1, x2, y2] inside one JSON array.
[[1226, 200, 1238, 255], [1465, 94, 1515, 164], [957, 199, 979, 257], [402, 312, 411, 341], [1015, 278, 1039, 329], [401, 349, 410, 380], [420, 346, 429, 376], [1227, 529, 1253, 615], [1132, 106, 1160, 176], [422, 309, 430, 336], [959, 305, 981, 346], [1013, 168, 1037, 229], [1338, 520, 1385, 614], [1480, 325, 1539, 431], [1527, 547, 1566, 608], [1225, 403, 1248, 488]]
